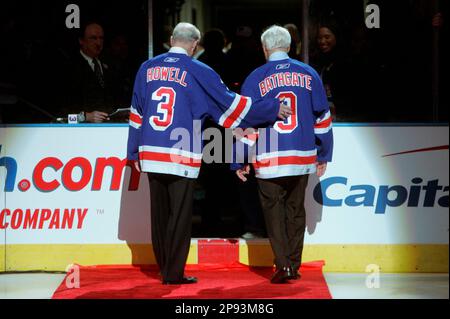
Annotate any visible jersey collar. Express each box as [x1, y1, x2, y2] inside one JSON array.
[[269, 51, 290, 61], [169, 47, 189, 56]]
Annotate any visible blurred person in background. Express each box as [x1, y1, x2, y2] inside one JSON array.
[[64, 22, 121, 123], [226, 25, 265, 92], [284, 23, 302, 61], [311, 20, 350, 122]]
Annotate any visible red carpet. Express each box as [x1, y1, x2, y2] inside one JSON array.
[[52, 261, 331, 299]]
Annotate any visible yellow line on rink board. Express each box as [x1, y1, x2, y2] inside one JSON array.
[[2, 243, 448, 273], [0, 245, 5, 272], [239, 243, 449, 273], [3, 244, 197, 272]]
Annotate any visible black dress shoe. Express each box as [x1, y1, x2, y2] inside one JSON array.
[[271, 266, 294, 284], [162, 276, 198, 285], [292, 271, 302, 280]]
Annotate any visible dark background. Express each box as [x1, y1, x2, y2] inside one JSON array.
[[0, 0, 448, 123]]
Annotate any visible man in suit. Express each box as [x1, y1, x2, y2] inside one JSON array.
[[65, 22, 119, 123]]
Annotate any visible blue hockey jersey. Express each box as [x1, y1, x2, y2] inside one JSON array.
[[127, 48, 280, 179], [234, 52, 334, 179]]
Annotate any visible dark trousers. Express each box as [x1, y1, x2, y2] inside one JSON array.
[[148, 173, 194, 282], [257, 175, 309, 271], [238, 168, 266, 235]]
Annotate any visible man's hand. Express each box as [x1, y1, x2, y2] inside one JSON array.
[[278, 98, 292, 120], [236, 165, 251, 182], [316, 162, 327, 178], [86, 111, 110, 123], [133, 160, 141, 173]]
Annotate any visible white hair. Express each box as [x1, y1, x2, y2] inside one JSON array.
[[261, 25, 292, 50], [172, 22, 201, 43]]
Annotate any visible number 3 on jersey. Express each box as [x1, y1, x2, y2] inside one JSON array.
[[274, 92, 298, 134], [150, 87, 176, 131]]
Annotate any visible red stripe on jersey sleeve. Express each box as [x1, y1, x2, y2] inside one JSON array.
[[314, 117, 332, 129], [222, 96, 248, 128], [130, 113, 143, 125]]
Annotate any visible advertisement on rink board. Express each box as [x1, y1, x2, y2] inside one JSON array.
[[0, 125, 448, 245]]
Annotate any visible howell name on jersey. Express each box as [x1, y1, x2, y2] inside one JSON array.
[[146, 65, 188, 87]]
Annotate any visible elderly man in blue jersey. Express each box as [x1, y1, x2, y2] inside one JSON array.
[[127, 22, 291, 285], [235, 25, 334, 284]]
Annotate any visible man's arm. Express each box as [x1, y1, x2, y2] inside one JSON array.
[[310, 69, 334, 174], [190, 61, 290, 129], [86, 111, 110, 123], [127, 65, 146, 166]]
